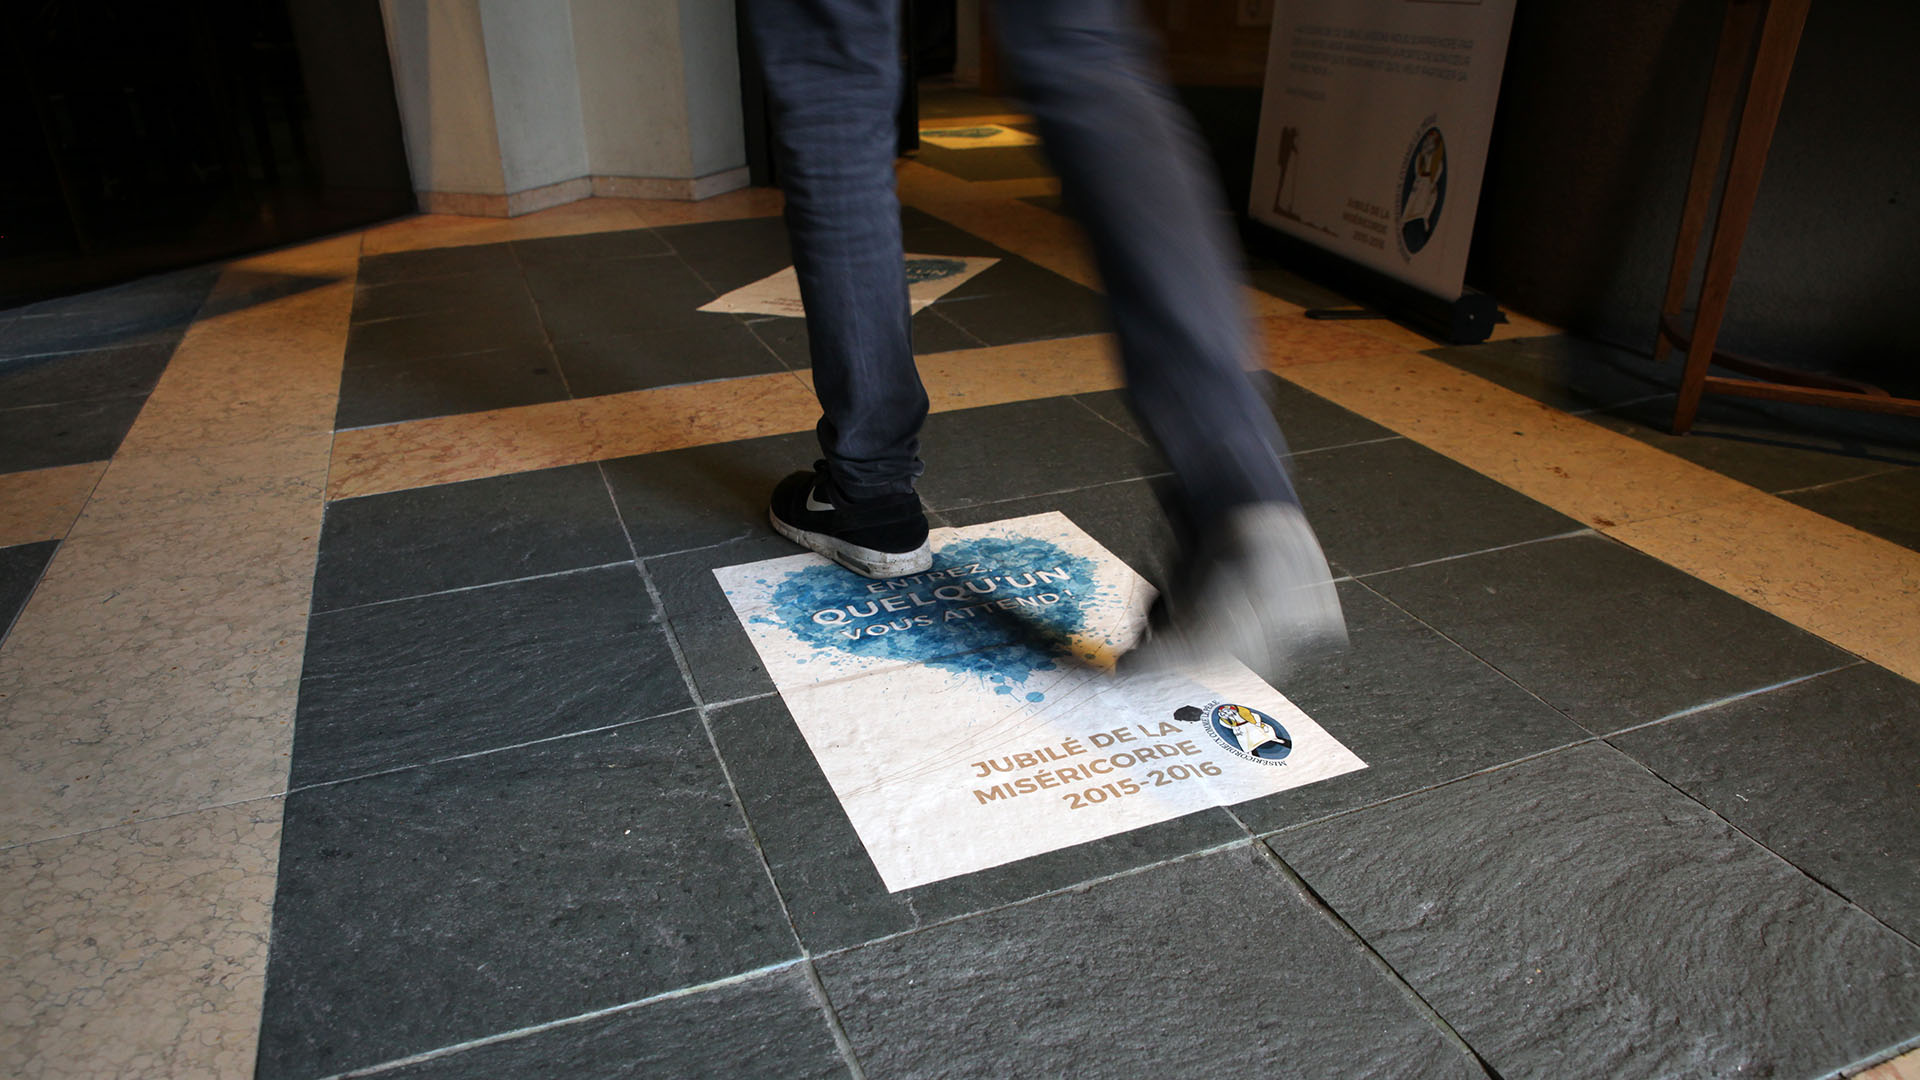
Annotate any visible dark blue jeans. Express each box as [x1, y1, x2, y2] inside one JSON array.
[[742, 0, 1299, 523]]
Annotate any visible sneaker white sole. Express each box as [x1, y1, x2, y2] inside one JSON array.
[[770, 509, 934, 579]]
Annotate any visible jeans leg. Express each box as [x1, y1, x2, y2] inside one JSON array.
[[741, 0, 926, 500], [991, 0, 1298, 524]]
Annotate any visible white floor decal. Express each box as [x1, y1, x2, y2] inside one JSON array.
[[697, 254, 999, 318], [715, 513, 1367, 891], [918, 124, 1042, 150]]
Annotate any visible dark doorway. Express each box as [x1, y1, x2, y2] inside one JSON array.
[[1, 0, 415, 308]]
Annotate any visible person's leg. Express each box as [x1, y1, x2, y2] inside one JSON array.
[[990, 0, 1296, 525], [741, 0, 926, 502], [742, 0, 933, 577], [991, 0, 1345, 679]]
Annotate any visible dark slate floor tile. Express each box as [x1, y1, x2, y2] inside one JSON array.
[[914, 397, 1163, 510], [0, 341, 173, 408], [0, 396, 147, 472], [553, 317, 787, 396], [357, 242, 519, 287], [524, 256, 719, 342], [290, 565, 690, 785], [917, 86, 1015, 118], [900, 215, 1006, 258], [600, 429, 820, 558], [257, 718, 799, 1080], [1231, 581, 1587, 833], [709, 694, 1245, 953], [931, 259, 1107, 346], [1424, 334, 1673, 414], [815, 845, 1486, 1080], [653, 215, 795, 294], [0, 540, 59, 644], [511, 227, 673, 266], [1267, 743, 1920, 1080], [910, 306, 988, 353], [1588, 395, 1916, 494], [1783, 468, 1920, 552], [350, 268, 535, 324], [369, 967, 845, 1080], [939, 476, 1179, 588], [648, 535, 801, 704], [1368, 534, 1851, 733], [1072, 371, 1398, 462], [912, 144, 1054, 182], [1612, 663, 1920, 939], [3, 267, 216, 356], [333, 342, 571, 428], [310, 463, 632, 612], [1291, 437, 1581, 576], [343, 302, 547, 368]]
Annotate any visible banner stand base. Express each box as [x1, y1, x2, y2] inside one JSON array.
[[1242, 219, 1499, 346]]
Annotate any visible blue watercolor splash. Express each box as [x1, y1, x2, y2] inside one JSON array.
[[905, 256, 968, 283], [764, 533, 1103, 700]]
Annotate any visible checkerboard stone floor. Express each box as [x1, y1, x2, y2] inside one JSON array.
[[3, 213, 1918, 1080]]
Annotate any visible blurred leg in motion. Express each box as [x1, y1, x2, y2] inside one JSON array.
[[993, 0, 1345, 681]]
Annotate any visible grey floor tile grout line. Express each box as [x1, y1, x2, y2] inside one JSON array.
[[1349, 527, 1597, 580], [306, 558, 639, 617], [800, 959, 869, 1080], [0, 393, 153, 416], [274, 706, 703, 801], [1062, 392, 1151, 448], [1563, 391, 1674, 418], [1245, 839, 1510, 1079], [1608, 734, 1920, 955], [919, 469, 1177, 516], [804, 835, 1260, 966], [310, 957, 811, 1080], [1818, 1036, 1920, 1080], [1772, 462, 1917, 498], [1600, 661, 1866, 736], [591, 458, 871, 1080], [0, 787, 289, 855], [1280, 432, 1406, 458], [1347, 575, 1587, 730]]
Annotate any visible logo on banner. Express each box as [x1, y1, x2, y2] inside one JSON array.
[[1175, 702, 1293, 765], [1396, 120, 1448, 257]]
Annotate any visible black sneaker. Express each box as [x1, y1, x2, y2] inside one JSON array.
[[769, 463, 933, 578]]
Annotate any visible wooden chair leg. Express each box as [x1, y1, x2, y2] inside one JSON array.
[[1656, 0, 1763, 366], [1672, 0, 1812, 434]]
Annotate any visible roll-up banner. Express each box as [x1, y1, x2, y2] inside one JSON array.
[[1250, 0, 1517, 314]]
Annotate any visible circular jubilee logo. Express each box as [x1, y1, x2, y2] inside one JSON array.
[[1396, 122, 1448, 257], [1177, 703, 1293, 764]]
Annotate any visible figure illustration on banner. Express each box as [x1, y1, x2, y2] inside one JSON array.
[[1398, 125, 1448, 255], [1271, 124, 1302, 221]]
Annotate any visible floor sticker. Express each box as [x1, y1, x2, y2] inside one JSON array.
[[697, 254, 999, 318], [716, 512, 1366, 891], [918, 124, 1043, 150]]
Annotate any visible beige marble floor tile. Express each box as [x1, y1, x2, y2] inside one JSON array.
[[0, 464, 106, 548], [0, 517, 313, 845], [1, 799, 280, 1080], [119, 282, 354, 456], [358, 197, 656, 255], [1603, 491, 1920, 682], [897, 161, 1102, 290], [327, 370, 822, 499], [625, 186, 786, 228], [1258, 314, 1414, 368], [1857, 1047, 1920, 1080], [74, 434, 331, 535], [914, 334, 1122, 408], [1488, 307, 1561, 341], [1278, 352, 1759, 528], [1346, 317, 1444, 351]]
